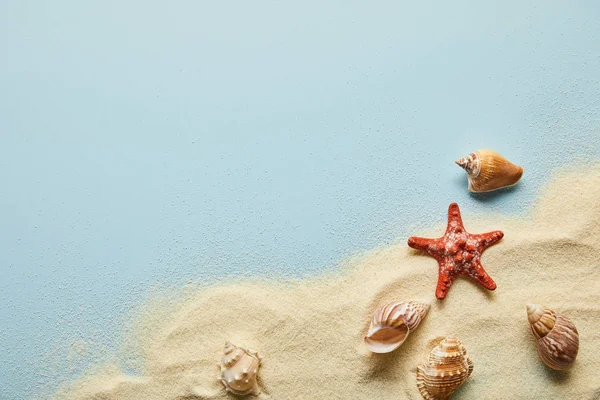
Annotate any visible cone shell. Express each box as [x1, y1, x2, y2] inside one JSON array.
[[416, 336, 473, 400], [364, 301, 430, 353], [218, 342, 262, 396], [455, 149, 523, 192], [526, 303, 579, 370]]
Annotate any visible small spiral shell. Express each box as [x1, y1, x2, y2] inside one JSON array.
[[364, 301, 430, 353], [456, 149, 523, 192], [526, 303, 579, 370], [218, 342, 262, 396], [416, 336, 473, 400]]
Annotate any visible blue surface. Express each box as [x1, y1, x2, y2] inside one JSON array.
[[1, 1, 599, 398]]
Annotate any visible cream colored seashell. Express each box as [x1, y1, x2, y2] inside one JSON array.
[[416, 336, 473, 400], [526, 303, 579, 370], [455, 149, 524, 192], [218, 342, 262, 396], [364, 301, 430, 353]]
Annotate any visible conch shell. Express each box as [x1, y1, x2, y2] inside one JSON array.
[[364, 301, 430, 353], [455, 149, 523, 192], [416, 336, 473, 400], [218, 342, 262, 396], [526, 303, 579, 370]]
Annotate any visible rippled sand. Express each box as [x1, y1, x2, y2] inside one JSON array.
[[54, 164, 600, 400]]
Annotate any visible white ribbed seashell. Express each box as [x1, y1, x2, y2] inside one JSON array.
[[218, 342, 262, 396], [416, 336, 473, 400], [364, 301, 430, 353], [455, 149, 523, 192], [526, 303, 579, 370]]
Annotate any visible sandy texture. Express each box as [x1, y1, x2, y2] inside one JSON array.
[[54, 165, 600, 400]]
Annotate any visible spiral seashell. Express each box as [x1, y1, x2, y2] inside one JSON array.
[[364, 301, 430, 353], [455, 149, 523, 192], [526, 303, 579, 370], [218, 342, 262, 396], [416, 336, 473, 400]]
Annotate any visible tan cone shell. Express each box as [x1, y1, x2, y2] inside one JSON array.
[[456, 149, 523, 192]]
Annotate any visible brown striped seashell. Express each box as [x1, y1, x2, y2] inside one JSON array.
[[416, 336, 473, 400], [455, 149, 523, 192], [364, 301, 430, 353], [526, 303, 579, 370], [218, 342, 262, 396]]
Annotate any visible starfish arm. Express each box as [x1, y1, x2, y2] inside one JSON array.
[[445, 202, 464, 234], [435, 259, 456, 299], [468, 262, 497, 290], [407, 203, 502, 300], [407, 236, 440, 254], [472, 230, 504, 248]]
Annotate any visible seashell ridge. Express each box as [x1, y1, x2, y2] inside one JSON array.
[[416, 336, 473, 400], [218, 342, 262, 396], [456, 148, 523, 192], [526, 303, 579, 370], [364, 301, 430, 353]]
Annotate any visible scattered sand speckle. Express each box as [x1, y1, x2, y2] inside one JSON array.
[[53, 165, 600, 399]]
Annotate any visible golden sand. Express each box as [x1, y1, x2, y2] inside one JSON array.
[[54, 165, 600, 399]]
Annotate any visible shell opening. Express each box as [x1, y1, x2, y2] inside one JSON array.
[[365, 323, 409, 353]]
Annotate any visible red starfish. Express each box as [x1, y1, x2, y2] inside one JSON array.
[[407, 202, 503, 299]]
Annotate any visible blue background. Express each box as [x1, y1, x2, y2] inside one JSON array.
[[1, 1, 599, 398]]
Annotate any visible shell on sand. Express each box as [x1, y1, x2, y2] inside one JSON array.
[[416, 336, 473, 400], [364, 301, 430, 353], [526, 303, 579, 370], [455, 149, 523, 192], [218, 342, 262, 396]]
